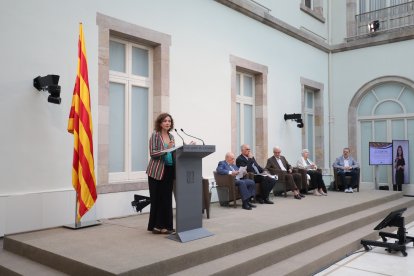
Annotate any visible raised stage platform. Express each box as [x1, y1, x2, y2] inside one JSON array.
[[1, 188, 414, 275]]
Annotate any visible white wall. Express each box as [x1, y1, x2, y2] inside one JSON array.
[[329, 0, 348, 44], [0, 0, 329, 236], [257, 0, 329, 41]]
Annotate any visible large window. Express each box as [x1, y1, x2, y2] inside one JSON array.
[[97, 13, 171, 191], [236, 72, 255, 149], [230, 56, 268, 165], [108, 38, 153, 183], [357, 81, 414, 185]]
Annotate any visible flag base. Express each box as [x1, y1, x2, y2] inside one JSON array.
[[63, 220, 101, 229]]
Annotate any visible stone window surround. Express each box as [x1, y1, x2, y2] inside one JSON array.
[[96, 13, 171, 194], [300, 0, 326, 23], [230, 55, 268, 166], [300, 77, 325, 168]]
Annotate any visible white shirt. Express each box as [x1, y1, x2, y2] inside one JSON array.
[[344, 159, 350, 167]]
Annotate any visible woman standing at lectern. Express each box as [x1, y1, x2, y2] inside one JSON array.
[[394, 145, 405, 192], [146, 113, 175, 234]]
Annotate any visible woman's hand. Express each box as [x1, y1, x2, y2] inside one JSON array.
[[168, 140, 175, 148]]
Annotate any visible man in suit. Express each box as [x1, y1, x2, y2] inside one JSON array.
[[333, 147, 360, 193], [265, 146, 304, 200], [236, 144, 275, 204], [216, 152, 256, 210]]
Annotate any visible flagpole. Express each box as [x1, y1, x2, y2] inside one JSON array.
[[75, 192, 79, 227], [63, 23, 100, 230], [64, 191, 100, 229]]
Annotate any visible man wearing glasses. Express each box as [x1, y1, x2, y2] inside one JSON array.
[[236, 144, 276, 204]]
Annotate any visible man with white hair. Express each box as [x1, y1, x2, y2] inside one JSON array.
[[265, 146, 304, 200], [216, 152, 256, 210], [296, 149, 327, 196], [236, 144, 275, 204]]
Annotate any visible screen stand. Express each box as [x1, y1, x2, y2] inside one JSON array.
[[374, 165, 379, 190]]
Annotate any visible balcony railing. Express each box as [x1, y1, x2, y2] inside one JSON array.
[[356, 1, 414, 36]]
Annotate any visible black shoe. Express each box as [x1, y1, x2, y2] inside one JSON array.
[[248, 202, 257, 208], [242, 202, 252, 210], [256, 198, 264, 204], [294, 194, 302, 200], [299, 193, 306, 198], [264, 199, 274, 204]]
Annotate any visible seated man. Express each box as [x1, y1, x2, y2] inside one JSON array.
[[216, 152, 256, 210], [236, 144, 275, 204], [265, 146, 304, 200], [333, 147, 360, 193], [296, 149, 327, 196]]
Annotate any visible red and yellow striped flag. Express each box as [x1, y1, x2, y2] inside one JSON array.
[[68, 23, 97, 221]]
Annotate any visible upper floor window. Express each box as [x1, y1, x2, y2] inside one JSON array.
[[300, 0, 325, 22], [356, 0, 413, 36]]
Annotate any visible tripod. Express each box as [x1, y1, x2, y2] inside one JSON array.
[[361, 209, 414, 256]]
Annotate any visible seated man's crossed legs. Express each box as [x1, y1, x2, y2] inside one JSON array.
[[284, 173, 305, 200], [253, 175, 275, 204]]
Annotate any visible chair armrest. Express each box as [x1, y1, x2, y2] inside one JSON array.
[[214, 173, 234, 186]]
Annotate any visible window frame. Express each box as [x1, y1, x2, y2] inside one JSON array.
[[108, 38, 153, 183], [236, 72, 256, 150]]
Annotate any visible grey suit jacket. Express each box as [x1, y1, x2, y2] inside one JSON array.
[[333, 155, 359, 171]]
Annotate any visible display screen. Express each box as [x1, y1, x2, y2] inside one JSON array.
[[369, 142, 393, 165]]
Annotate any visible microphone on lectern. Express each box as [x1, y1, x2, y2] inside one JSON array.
[[174, 129, 185, 145], [180, 128, 205, 145]]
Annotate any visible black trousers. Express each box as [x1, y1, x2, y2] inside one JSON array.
[[337, 170, 358, 190], [254, 175, 276, 199], [307, 170, 326, 192], [394, 169, 404, 191], [147, 166, 174, 231]]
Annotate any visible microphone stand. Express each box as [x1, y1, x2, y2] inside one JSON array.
[[174, 129, 186, 145], [181, 128, 205, 145]]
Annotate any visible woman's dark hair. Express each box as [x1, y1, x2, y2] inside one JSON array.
[[396, 145, 404, 158], [154, 113, 174, 132]]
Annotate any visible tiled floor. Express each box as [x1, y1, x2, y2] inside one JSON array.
[[316, 221, 414, 275]]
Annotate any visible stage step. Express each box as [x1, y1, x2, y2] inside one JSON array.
[[0, 240, 67, 276], [170, 196, 414, 276], [253, 207, 414, 276], [1, 191, 413, 275]]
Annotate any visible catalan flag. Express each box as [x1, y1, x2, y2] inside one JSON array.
[[68, 23, 97, 221]]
